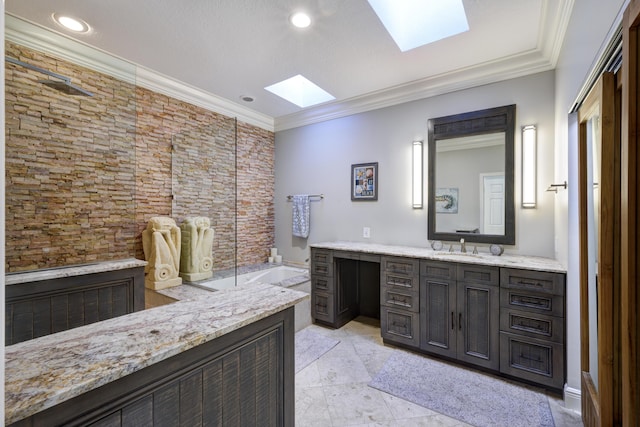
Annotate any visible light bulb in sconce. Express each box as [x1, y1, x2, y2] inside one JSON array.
[[521, 125, 537, 208], [412, 140, 423, 209]]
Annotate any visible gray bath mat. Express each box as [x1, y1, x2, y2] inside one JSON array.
[[369, 350, 554, 427], [295, 328, 340, 373]]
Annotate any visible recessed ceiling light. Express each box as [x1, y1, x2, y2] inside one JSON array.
[[367, 0, 469, 52], [265, 74, 334, 108], [52, 13, 90, 33], [240, 95, 255, 103], [290, 12, 311, 28]]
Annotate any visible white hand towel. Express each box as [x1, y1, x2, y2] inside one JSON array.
[[292, 195, 310, 238]]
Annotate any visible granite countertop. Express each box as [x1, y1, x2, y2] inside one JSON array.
[[310, 241, 565, 273], [5, 258, 148, 285], [5, 283, 308, 425]]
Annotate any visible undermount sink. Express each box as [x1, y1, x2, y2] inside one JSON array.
[[435, 251, 481, 257]]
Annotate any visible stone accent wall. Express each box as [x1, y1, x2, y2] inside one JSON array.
[[5, 42, 275, 273], [5, 43, 137, 271], [135, 89, 239, 271], [237, 122, 276, 265]]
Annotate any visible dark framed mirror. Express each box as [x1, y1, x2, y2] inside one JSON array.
[[427, 104, 515, 245]]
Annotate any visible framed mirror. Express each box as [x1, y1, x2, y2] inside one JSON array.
[[427, 105, 515, 245]]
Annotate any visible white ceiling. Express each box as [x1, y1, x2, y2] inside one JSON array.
[[5, 1, 573, 131]]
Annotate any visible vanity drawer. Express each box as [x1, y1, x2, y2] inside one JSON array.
[[311, 263, 332, 276], [500, 268, 565, 296], [311, 291, 335, 324], [420, 260, 456, 280], [500, 289, 564, 317], [311, 249, 333, 276], [311, 248, 333, 264], [500, 332, 564, 389], [381, 271, 419, 291], [381, 307, 420, 347], [381, 287, 419, 312], [457, 264, 499, 286], [500, 308, 564, 343], [311, 275, 334, 293], [382, 256, 419, 277]]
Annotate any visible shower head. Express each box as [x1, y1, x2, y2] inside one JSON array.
[[37, 79, 94, 97], [5, 56, 94, 97]]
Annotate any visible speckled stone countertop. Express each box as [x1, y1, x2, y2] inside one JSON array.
[[311, 241, 565, 273], [5, 283, 308, 425], [5, 258, 148, 285]]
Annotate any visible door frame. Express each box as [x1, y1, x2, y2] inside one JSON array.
[[578, 72, 618, 426], [622, 2, 640, 424]]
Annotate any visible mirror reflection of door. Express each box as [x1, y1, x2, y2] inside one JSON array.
[[480, 173, 505, 235], [578, 71, 619, 426], [434, 133, 505, 234]]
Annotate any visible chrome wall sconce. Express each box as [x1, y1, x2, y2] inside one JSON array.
[[521, 125, 537, 208], [412, 140, 423, 209], [546, 181, 567, 193]]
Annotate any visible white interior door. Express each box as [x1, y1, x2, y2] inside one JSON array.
[[480, 173, 504, 235]]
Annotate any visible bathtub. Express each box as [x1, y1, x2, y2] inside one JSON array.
[[193, 264, 311, 331], [195, 265, 308, 291]]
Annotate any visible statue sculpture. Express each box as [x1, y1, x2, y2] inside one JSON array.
[[142, 217, 182, 290], [180, 216, 214, 281]]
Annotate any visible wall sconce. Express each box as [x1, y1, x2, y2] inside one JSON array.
[[521, 125, 537, 208], [412, 140, 423, 209]]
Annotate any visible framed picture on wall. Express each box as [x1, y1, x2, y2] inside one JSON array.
[[435, 187, 458, 213], [351, 162, 378, 201]]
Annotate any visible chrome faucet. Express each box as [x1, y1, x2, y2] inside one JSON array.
[[460, 238, 466, 253]]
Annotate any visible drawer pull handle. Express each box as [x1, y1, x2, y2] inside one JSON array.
[[517, 280, 543, 288], [517, 320, 543, 332], [513, 296, 549, 308], [391, 320, 408, 331], [519, 353, 542, 363], [388, 279, 411, 287], [459, 313, 462, 331]]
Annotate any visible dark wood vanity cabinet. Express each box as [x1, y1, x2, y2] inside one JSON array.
[[310, 248, 380, 329], [310, 248, 335, 325], [420, 260, 500, 371], [310, 246, 566, 390], [380, 256, 420, 347], [499, 268, 566, 389]]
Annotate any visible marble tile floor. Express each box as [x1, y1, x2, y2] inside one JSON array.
[[295, 316, 583, 427]]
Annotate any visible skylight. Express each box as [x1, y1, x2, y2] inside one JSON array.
[[265, 74, 335, 108], [367, 0, 469, 52]]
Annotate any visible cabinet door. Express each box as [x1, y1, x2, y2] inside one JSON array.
[[420, 277, 457, 359], [456, 281, 499, 370]]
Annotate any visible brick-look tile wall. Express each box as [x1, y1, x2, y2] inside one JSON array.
[[5, 42, 275, 273], [5, 43, 137, 271], [237, 122, 275, 265], [135, 91, 240, 271]]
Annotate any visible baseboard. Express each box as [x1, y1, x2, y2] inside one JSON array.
[[563, 385, 582, 413]]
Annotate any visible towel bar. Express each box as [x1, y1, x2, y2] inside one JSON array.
[[286, 194, 324, 200]]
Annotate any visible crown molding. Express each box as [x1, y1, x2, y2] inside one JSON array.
[[274, 0, 575, 132], [5, 14, 274, 132], [274, 49, 555, 132], [539, 0, 575, 67]]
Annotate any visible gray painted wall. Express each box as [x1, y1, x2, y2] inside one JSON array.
[[275, 71, 555, 265]]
